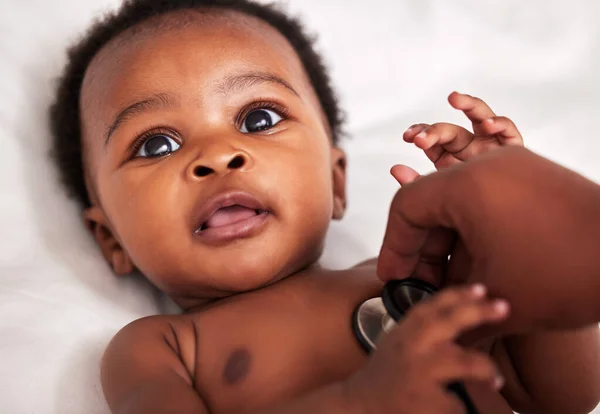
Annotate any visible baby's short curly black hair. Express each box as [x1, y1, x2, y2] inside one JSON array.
[[50, 0, 344, 208]]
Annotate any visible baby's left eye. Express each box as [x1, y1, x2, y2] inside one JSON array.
[[240, 109, 283, 133]]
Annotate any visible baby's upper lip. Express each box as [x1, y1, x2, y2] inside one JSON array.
[[192, 190, 268, 232]]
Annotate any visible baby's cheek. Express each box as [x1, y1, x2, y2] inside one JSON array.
[[292, 164, 334, 241], [105, 169, 189, 271], [286, 153, 333, 213]]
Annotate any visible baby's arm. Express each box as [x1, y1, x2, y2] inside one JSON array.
[[101, 316, 361, 414], [101, 317, 210, 414]]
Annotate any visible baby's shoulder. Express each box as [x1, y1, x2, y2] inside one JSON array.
[[113, 313, 198, 344], [106, 313, 199, 379]]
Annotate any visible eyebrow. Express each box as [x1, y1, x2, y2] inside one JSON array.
[[104, 71, 299, 146], [216, 72, 299, 98], [104, 93, 177, 146]]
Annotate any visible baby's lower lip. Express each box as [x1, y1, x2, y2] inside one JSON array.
[[193, 211, 270, 244]]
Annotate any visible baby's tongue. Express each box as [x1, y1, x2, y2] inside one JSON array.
[[205, 205, 257, 228]]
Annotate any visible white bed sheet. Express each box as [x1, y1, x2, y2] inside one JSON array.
[[1, 0, 599, 412]]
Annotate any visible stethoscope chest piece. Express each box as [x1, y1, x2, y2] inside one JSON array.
[[352, 297, 389, 352], [353, 278, 437, 353], [353, 278, 479, 414]]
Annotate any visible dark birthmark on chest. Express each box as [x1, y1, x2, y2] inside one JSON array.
[[223, 348, 251, 386]]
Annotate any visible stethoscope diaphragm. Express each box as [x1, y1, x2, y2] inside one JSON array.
[[352, 278, 479, 414]]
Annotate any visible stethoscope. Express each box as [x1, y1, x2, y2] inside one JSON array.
[[353, 278, 479, 414]]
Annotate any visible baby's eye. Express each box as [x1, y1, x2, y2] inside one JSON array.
[[135, 134, 181, 158], [240, 109, 283, 133]]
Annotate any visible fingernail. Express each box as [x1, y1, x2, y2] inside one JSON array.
[[485, 118, 494, 124], [494, 299, 510, 314], [471, 284, 486, 297], [405, 126, 413, 133], [494, 375, 505, 390], [415, 131, 427, 140]]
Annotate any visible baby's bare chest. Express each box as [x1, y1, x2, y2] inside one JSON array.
[[175, 267, 512, 414], [189, 268, 381, 413]]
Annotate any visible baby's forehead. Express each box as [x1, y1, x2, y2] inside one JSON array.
[[95, 9, 296, 62], [81, 9, 310, 112]]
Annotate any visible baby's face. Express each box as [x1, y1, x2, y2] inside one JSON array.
[[79, 11, 346, 308]]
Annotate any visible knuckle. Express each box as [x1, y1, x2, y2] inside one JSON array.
[[493, 116, 512, 127], [504, 116, 516, 125], [431, 122, 454, 133], [472, 96, 486, 106]]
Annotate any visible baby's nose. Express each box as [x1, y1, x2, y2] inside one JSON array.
[[188, 148, 252, 179]]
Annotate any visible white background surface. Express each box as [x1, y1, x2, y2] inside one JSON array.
[[1, 0, 600, 413]]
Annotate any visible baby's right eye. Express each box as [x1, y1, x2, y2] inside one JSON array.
[[135, 134, 181, 158]]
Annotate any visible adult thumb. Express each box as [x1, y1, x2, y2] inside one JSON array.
[[390, 164, 420, 186], [377, 167, 458, 281]]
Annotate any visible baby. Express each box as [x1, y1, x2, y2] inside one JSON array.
[[50, 0, 600, 413]]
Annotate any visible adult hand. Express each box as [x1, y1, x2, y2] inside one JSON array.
[[377, 146, 600, 334]]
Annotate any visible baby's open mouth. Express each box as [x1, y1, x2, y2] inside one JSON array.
[[198, 205, 267, 231], [192, 191, 271, 242]]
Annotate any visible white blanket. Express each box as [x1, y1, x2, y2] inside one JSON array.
[[1, 0, 599, 412]]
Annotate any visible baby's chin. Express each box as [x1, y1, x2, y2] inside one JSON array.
[[161, 250, 323, 310], [166, 275, 285, 311]]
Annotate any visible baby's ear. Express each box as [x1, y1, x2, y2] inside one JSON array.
[[331, 147, 347, 220], [83, 206, 134, 276]]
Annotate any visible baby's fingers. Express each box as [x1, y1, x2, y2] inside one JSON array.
[[448, 92, 496, 127], [432, 346, 504, 390], [481, 116, 524, 147], [403, 124, 429, 143], [412, 123, 473, 152], [429, 298, 509, 346], [408, 285, 510, 347]]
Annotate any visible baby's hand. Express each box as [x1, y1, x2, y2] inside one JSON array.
[[346, 285, 509, 414], [404, 92, 523, 169]]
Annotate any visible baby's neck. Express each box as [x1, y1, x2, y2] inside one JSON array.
[[178, 260, 325, 313]]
